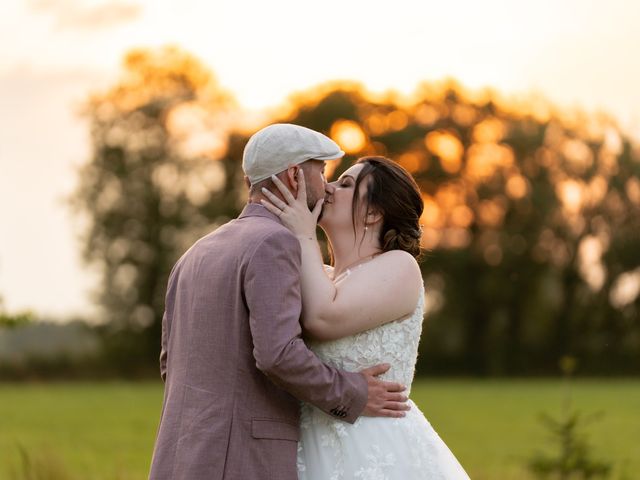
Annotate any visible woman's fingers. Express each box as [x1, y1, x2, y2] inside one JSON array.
[[296, 169, 308, 204], [312, 198, 324, 221], [260, 198, 281, 216], [271, 174, 297, 205], [261, 188, 287, 210]]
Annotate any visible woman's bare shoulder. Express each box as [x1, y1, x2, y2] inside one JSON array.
[[375, 250, 421, 277]]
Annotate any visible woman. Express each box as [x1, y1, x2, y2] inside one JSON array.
[[261, 156, 469, 479]]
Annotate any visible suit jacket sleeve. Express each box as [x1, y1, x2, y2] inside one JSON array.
[[160, 311, 169, 383], [245, 229, 368, 423]]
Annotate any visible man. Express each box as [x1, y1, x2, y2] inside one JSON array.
[[149, 124, 408, 479]]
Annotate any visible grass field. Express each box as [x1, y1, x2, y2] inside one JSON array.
[[0, 379, 638, 479]]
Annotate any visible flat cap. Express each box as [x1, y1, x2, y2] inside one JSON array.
[[242, 124, 344, 184]]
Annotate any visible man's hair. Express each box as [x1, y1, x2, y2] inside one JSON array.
[[248, 160, 316, 197]]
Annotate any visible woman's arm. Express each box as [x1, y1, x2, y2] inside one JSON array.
[[299, 246, 423, 341], [261, 172, 423, 341]]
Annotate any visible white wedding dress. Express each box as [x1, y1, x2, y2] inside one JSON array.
[[296, 283, 470, 480]]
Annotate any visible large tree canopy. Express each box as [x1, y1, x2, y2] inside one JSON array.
[[75, 49, 640, 374], [72, 47, 242, 363], [227, 82, 640, 375]]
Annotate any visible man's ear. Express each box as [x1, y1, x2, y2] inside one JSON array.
[[285, 165, 300, 192]]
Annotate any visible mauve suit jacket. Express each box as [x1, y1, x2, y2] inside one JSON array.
[[149, 203, 368, 480]]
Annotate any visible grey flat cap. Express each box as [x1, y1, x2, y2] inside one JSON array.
[[242, 123, 344, 184]]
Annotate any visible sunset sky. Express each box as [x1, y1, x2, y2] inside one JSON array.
[[1, 0, 639, 319]]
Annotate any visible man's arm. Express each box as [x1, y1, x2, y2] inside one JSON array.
[[245, 229, 407, 423], [160, 311, 169, 382]]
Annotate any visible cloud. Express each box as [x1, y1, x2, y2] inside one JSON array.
[[28, 0, 142, 30]]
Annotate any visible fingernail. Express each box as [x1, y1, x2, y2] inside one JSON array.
[[261, 187, 267, 192]]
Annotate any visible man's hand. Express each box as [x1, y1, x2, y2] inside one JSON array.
[[360, 364, 410, 418]]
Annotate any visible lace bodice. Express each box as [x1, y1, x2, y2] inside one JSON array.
[[307, 288, 425, 396], [297, 283, 470, 480]]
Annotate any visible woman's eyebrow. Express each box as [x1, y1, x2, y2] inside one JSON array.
[[338, 174, 356, 181]]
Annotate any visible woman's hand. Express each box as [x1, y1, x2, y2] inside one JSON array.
[[260, 170, 324, 239]]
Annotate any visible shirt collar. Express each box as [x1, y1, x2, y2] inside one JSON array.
[[238, 202, 282, 223]]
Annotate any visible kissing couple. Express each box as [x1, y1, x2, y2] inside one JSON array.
[[149, 124, 469, 479]]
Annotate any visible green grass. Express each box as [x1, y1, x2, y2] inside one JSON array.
[[411, 380, 640, 479], [0, 382, 160, 480], [0, 380, 638, 479]]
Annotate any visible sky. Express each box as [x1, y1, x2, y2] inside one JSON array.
[[1, 0, 639, 319]]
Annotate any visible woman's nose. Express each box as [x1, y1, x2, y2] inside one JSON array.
[[325, 182, 336, 194]]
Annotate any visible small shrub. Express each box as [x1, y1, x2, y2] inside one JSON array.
[[527, 356, 613, 479], [528, 410, 612, 479]]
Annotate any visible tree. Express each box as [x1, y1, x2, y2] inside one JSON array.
[[238, 81, 640, 375], [72, 46, 241, 365], [74, 50, 640, 374]]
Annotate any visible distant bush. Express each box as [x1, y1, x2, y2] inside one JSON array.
[[0, 321, 159, 381], [528, 410, 612, 479], [527, 357, 613, 479], [0, 311, 35, 329]]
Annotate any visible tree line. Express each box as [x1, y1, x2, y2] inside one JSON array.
[[71, 46, 640, 376]]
